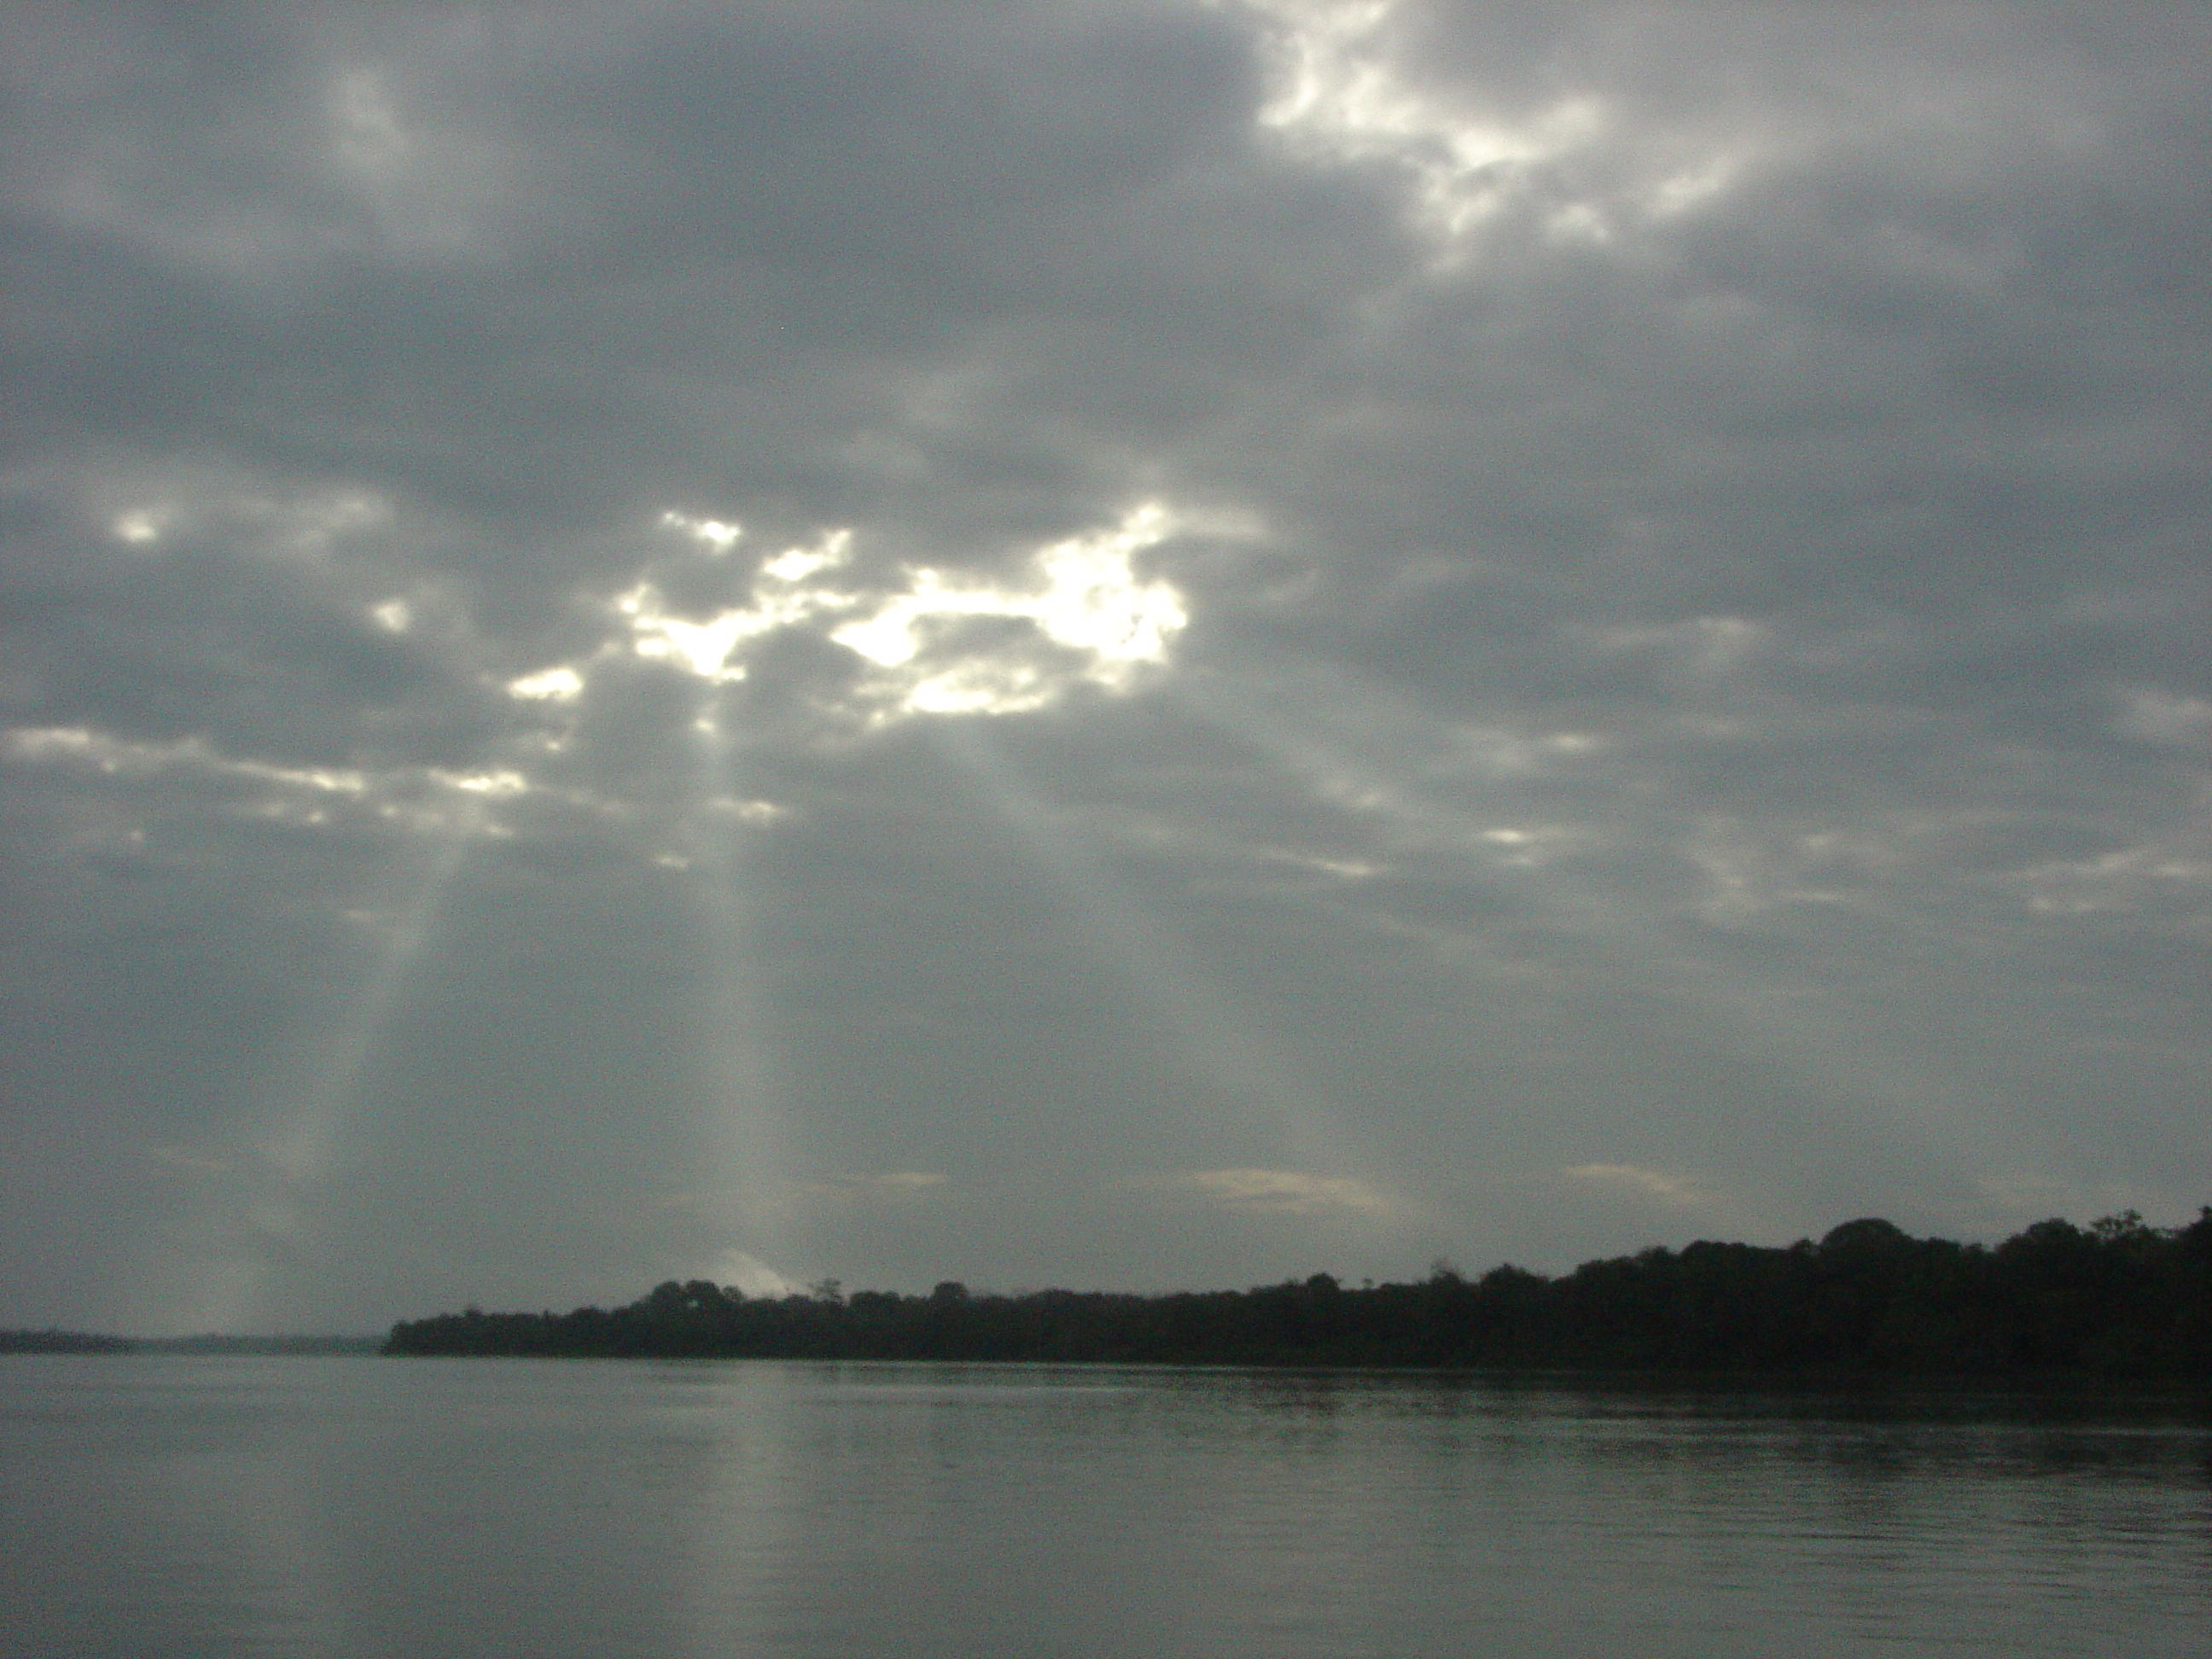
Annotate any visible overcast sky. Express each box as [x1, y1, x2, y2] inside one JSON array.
[[3, 0, 2207, 1333]]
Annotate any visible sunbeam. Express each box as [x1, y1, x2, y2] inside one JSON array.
[[929, 718, 1432, 1238], [136, 797, 485, 1336], [1172, 666, 2041, 1224], [676, 696, 795, 1291], [3, 0, 2203, 1364]]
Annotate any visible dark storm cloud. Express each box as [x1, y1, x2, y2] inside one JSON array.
[[2, 1, 2206, 1330]]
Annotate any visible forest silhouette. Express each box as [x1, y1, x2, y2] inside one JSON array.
[[385, 1210, 2212, 1376]]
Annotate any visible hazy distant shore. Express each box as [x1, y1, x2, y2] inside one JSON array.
[[0, 1332, 381, 1356], [385, 1211, 2212, 1377]]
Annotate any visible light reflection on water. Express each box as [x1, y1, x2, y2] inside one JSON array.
[[3, 1356, 2208, 1658]]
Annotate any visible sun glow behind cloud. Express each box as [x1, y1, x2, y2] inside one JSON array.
[[831, 504, 1189, 716], [521, 503, 1193, 728], [1246, 0, 1602, 247], [1242, 0, 1749, 257]]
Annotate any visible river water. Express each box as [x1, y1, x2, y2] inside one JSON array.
[[3, 1355, 2207, 1657]]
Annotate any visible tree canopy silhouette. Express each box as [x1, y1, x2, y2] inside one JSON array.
[[385, 1209, 2212, 1377]]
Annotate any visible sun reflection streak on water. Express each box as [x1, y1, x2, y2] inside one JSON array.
[[667, 1366, 805, 1659]]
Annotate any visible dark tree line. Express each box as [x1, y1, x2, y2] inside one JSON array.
[[0, 1329, 137, 1354], [384, 1210, 2212, 1377]]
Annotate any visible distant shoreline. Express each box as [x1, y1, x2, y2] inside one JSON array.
[[386, 1210, 2212, 1378], [0, 1332, 381, 1356]]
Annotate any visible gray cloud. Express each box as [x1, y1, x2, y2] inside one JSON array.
[[3, 0, 2206, 1331]]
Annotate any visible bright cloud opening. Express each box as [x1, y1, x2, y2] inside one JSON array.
[[832, 503, 1188, 718], [558, 504, 1192, 724], [508, 665, 585, 702]]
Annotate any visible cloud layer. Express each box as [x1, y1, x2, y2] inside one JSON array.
[[3, 0, 2206, 1330]]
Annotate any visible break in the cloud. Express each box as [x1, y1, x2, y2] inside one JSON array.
[[1, 0, 2205, 1331], [582, 500, 1190, 722]]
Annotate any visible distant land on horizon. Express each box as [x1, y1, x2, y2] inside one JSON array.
[[387, 1211, 2212, 1378], [0, 1331, 381, 1356]]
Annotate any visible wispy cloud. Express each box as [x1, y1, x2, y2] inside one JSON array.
[[1151, 1167, 1397, 1217], [1560, 1164, 1714, 1208], [801, 1172, 952, 1205]]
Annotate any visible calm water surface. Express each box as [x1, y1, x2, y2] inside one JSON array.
[[3, 1355, 2208, 1658]]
